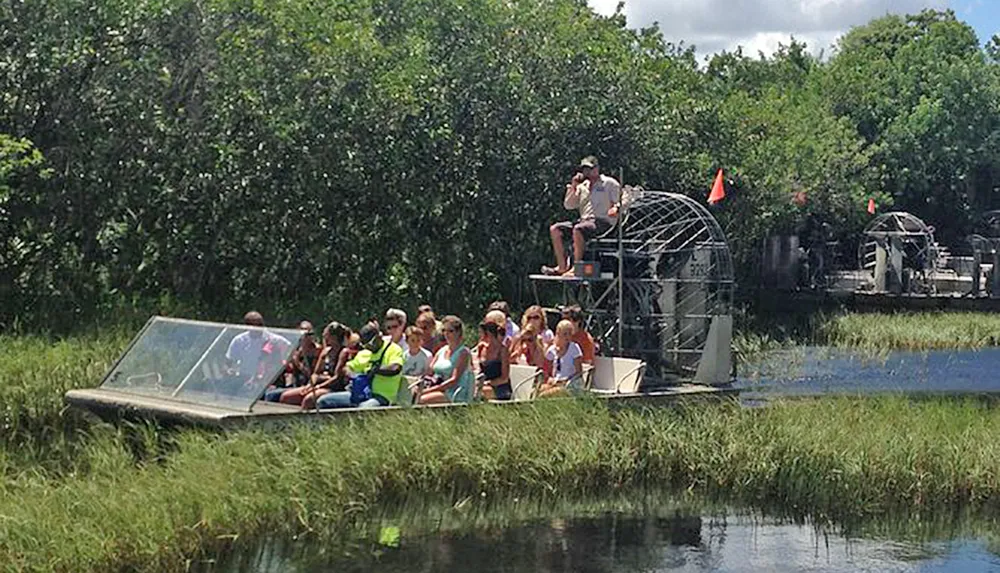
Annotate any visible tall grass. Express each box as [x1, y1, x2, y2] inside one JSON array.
[[818, 312, 1000, 351], [0, 330, 130, 473], [735, 311, 1000, 357], [4, 398, 1000, 571]]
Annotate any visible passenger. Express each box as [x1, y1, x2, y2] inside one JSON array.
[[538, 320, 584, 398], [315, 322, 405, 409], [560, 305, 596, 364], [279, 322, 352, 408], [402, 326, 432, 376], [417, 304, 443, 333], [520, 304, 554, 346], [510, 322, 546, 370], [544, 156, 624, 276], [383, 308, 410, 354], [415, 311, 445, 354], [262, 320, 319, 402], [476, 320, 512, 401], [224, 311, 291, 390], [487, 300, 519, 343], [484, 309, 507, 341], [418, 316, 475, 405]]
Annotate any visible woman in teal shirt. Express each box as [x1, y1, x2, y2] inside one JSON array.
[[418, 315, 475, 404]]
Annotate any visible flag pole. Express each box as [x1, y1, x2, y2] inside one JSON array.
[[617, 167, 624, 354]]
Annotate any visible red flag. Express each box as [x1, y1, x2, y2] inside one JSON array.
[[708, 169, 726, 204], [867, 198, 876, 215]]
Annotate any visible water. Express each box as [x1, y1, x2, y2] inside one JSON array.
[[737, 347, 1000, 396], [198, 507, 1000, 572], [198, 347, 1000, 572]]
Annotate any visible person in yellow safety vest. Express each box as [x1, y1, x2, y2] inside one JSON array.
[[315, 322, 404, 409]]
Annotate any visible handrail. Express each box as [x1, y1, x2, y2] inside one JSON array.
[[614, 363, 646, 393]]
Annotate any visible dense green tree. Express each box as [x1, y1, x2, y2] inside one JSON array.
[[1, 2, 999, 329], [823, 10, 1000, 246]]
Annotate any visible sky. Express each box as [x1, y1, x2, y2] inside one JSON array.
[[586, 0, 1000, 59]]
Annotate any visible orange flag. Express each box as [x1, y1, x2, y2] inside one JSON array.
[[867, 198, 876, 214], [708, 169, 726, 204]]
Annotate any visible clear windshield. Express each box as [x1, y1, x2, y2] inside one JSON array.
[[100, 316, 304, 411]]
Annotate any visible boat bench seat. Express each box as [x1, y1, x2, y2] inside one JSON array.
[[587, 357, 645, 394], [509, 364, 544, 401]]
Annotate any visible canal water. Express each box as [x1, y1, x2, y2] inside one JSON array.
[[197, 348, 1000, 572], [198, 504, 1000, 572], [737, 347, 1000, 396]]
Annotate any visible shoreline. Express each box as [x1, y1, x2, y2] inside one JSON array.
[[4, 398, 1000, 571]]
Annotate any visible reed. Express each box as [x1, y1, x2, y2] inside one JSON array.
[[818, 312, 1000, 351], [0, 330, 130, 474], [4, 397, 1000, 571]]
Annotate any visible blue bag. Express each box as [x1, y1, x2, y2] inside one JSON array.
[[349, 345, 384, 404], [350, 373, 373, 404]]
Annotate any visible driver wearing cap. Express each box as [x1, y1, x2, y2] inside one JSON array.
[[544, 156, 625, 276]]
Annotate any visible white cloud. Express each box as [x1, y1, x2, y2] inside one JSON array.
[[588, 0, 948, 58]]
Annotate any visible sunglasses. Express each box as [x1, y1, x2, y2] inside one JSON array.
[[528, 315, 543, 321], [386, 323, 403, 330], [442, 328, 457, 333]]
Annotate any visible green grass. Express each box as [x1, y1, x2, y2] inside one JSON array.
[[735, 311, 1000, 358], [0, 330, 130, 474], [4, 398, 1000, 571], [818, 312, 1000, 351]]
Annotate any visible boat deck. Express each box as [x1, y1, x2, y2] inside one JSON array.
[[65, 385, 737, 428]]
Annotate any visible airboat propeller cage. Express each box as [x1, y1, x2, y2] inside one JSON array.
[[858, 212, 937, 294], [585, 189, 734, 386], [966, 210, 1000, 298]]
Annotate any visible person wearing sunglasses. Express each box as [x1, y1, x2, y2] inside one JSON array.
[[538, 320, 584, 398], [279, 321, 352, 408], [419, 316, 475, 405], [518, 304, 554, 347], [476, 320, 511, 401], [316, 322, 405, 409], [487, 300, 519, 344], [382, 308, 410, 354]]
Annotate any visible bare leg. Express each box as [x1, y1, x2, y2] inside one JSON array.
[[418, 391, 450, 405], [537, 381, 569, 398], [549, 224, 568, 272], [573, 228, 586, 264], [481, 385, 496, 401]]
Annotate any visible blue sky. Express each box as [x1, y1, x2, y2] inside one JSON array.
[[588, 0, 999, 58], [952, 0, 999, 44]]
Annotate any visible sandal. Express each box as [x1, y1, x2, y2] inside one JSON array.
[[541, 265, 563, 276]]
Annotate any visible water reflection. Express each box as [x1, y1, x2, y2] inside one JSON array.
[[198, 508, 1000, 573], [738, 347, 1000, 396]]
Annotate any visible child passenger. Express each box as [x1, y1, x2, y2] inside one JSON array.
[[561, 305, 595, 364], [402, 326, 432, 376], [538, 320, 583, 398]]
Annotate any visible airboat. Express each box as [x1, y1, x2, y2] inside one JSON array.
[[65, 188, 738, 426], [761, 210, 1000, 310]]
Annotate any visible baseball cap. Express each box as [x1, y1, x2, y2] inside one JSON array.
[[579, 156, 599, 169], [358, 323, 380, 345]]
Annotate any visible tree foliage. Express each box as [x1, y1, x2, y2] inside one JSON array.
[[1, 2, 999, 329]]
